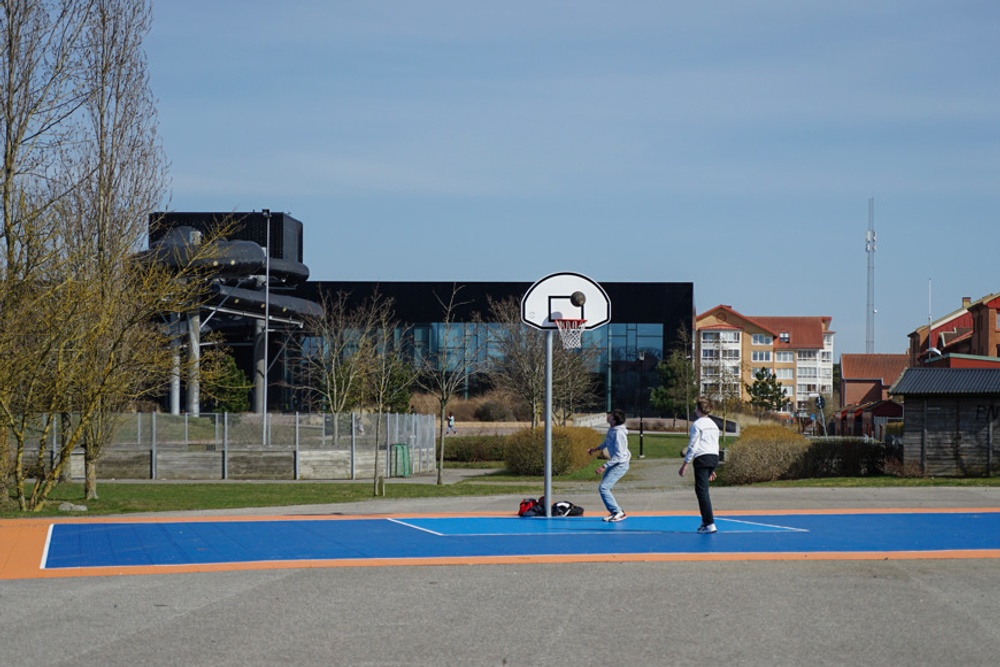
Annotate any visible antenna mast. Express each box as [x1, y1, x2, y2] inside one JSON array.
[[865, 197, 876, 353]]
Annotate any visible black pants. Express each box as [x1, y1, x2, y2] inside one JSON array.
[[693, 454, 719, 526]]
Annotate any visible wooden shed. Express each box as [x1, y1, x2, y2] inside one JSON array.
[[889, 367, 1000, 477]]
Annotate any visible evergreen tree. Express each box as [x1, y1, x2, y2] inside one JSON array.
[[650, 348, 698, 426], [745, 368, 788, 421]]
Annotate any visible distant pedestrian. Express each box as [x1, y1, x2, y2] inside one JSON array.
[[588, 409, 631, 522], [679, 396, 720, 533], [446, 413, 457, 435]]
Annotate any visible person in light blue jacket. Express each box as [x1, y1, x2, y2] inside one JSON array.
[[588, 408, 631, 522]]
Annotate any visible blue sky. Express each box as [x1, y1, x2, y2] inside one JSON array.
[[146, 1, 1000, 358]]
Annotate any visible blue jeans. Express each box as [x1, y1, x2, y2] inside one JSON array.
[[599, 462, 629, 513], [693, 454, 719, 525]]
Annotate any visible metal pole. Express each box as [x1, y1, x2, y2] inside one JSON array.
[[262, 209, 271, 446], [638, 350, 645, 458], [544, 330, 553, 517]]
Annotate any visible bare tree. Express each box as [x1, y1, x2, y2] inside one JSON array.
[[0, 0, 94, 505], [67, 0, 167, 499], [363, 296, 414, 495], [412, 284, 485, 485], [0, 0, 214, 510], [296, 289, 384, 415], [485, 296, 600, 428]]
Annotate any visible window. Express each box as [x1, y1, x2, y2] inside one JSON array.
[[779, 332, 790, 343], [752, 334, 773, 346], [823, 333, 833, 348], [701, 331, 719, 343], [720, 331, 740, 343], [821, 351, 832, 363], [775, 368, 794, 380], [798, 367, 817, 378], [702, 348, 719, 360], [776, 351, 794, 363], [798, 350, 817, 361], [722, 349, 740, 360], [752, 350, 772, 362]]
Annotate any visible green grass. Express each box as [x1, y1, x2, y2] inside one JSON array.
[[755, 475, 1000, 488], [1, 479, 540, 518], [625, 432, 736, 458]]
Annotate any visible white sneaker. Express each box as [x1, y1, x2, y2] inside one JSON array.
[[604, 511, 627, 522], [697, 523, 717, 534]]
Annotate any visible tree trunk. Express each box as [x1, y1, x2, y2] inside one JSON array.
[[85, 456, 99, 500], [437, 404, 446, 485]]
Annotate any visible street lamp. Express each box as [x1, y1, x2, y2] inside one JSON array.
[[638, 350, 645, 458]]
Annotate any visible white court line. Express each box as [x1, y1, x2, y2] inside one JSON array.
[[388, 516, 805, 537], [387, 518, 444, 536], [40, 524, 55, 570], [719, 517, 809, 533]]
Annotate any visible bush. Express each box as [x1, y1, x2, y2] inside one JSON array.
[[720, 425, 898, 484], [717, 425, 809, 485], [798, 438, 888, 477], [438, 435, 507, 463], [474, 401, 514, 422], [504, 426, 599, 476]]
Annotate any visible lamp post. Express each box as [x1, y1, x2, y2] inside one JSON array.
[[261, 209, 271, 447], [638, 350, 645, 458]]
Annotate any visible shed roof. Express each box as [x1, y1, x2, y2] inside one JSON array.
[[841, 353, 909, 384], [889, 367, 1000, 395]]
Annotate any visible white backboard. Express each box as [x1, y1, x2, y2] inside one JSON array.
[[521, 271, 611, 330]]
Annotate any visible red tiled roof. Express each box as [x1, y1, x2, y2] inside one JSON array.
[[696, 306, 832, 350], [698, 322, 742, 331], [751, 316, 831, 349], [841, 353, 909, 384]]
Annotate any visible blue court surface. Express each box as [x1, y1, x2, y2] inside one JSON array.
[[40, 510, 1000, 571]]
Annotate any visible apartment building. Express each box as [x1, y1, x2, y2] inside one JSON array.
[[696, 305, 834, 412]]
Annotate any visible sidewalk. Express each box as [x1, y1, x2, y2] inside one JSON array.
[[152, 455, 1000, 519]]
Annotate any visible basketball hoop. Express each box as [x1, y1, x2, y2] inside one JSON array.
[[554, 318, 586, 349]]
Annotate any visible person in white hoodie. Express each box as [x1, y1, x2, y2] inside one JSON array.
[[679, 396, 721, 533], [588, 409, 631, 522]]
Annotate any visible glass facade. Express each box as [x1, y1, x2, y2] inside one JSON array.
[[294, 280, 693, 417]]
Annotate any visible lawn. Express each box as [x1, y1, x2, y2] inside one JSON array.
[[1, 479, 541, 518]]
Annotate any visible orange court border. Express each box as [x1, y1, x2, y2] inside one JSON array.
[[4, 507, 1000, 581]]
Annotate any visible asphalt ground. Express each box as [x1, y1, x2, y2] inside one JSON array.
[[3, 459, 1000, 666]]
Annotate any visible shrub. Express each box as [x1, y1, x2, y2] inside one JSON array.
[[474, 401, 514, 422], [438, 435, 507, 463], [798, 438, 887, 477], [717, 424, 809, 485], [720, 425, 901, 484], [504, 426, 599, 476]]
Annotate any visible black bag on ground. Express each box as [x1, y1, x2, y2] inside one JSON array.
[[551, 501, 585, 517]]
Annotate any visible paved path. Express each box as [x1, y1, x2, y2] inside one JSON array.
[[4, 459, 1000, 666]]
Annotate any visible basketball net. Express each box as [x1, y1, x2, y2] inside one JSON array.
[[554, 319, 586, 349]]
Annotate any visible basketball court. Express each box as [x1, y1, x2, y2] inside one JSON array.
[[3, 507, 1000, 580]]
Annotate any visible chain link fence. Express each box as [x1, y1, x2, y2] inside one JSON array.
[[39, 412, 438, 481]]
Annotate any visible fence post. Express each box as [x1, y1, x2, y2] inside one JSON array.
[[350, 412, 357, 480], [151, 412, 157, 480], [294, 412, 300, 480], [222, 412, 229, 480]]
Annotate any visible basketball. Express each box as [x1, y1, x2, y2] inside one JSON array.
[[570, 291, 586, 307]]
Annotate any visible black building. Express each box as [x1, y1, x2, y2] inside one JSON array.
[[150, 212, 694, 415], [299, 281, 694, 414]]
